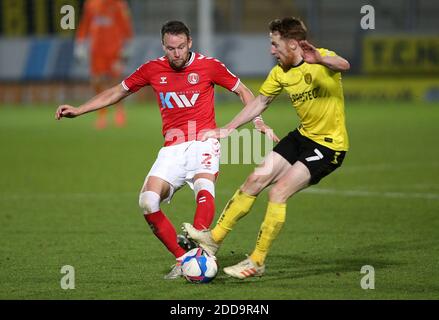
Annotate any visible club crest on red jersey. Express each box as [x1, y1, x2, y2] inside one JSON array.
[[187, 73, 199, 85]]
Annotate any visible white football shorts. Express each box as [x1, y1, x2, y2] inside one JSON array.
[[144, 138, 220, 202]]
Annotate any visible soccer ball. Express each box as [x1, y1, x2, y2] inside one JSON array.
[[181, 248, 218, 283]]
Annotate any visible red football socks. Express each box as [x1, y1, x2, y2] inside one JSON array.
[[144, 210, 186, 258], [193, 190, 215, 230]]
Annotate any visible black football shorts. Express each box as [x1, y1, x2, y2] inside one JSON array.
[[273, 129, 346, 185]]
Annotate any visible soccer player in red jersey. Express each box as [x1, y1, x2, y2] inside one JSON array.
[[56, 21, 278, 279], [75, 0, 134, 129]]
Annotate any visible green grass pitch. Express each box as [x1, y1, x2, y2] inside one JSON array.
[[1, 99, 438, 299]]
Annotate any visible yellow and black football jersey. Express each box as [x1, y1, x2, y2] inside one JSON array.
[[260, 48, 349, 151]]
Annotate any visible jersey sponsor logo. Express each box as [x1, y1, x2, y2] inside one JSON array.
[[187, 73, 199, 84], [159, 91, 200, 109], [290, 87, 320, 104]]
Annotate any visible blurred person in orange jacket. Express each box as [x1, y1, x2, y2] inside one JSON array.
[[75, 0, 134, 129]]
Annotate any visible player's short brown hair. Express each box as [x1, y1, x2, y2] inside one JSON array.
[[269, 17, 307, 41], [161, 20, 191, 41]]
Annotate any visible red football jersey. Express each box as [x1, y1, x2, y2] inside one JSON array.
[[122, 52, 240, 146]]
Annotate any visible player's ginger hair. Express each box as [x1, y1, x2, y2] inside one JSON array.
[[269, 17, 307, 41]]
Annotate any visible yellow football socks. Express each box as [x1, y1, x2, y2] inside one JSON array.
[[250, 202, 286, 266], [211, 189, 256, 243]]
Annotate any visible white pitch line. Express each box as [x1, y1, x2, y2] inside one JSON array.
[[342, 162, 439, 173], [304, 188, 439, 200]]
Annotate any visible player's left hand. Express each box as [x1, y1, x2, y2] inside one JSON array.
[[254, 121, 280, 142], [299, 40, 322, 64]]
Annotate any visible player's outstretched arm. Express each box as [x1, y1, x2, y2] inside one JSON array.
[[202, 94, 274, 140], [234, 83, 280, 142], [55, 84, 131, 120], [225, 94, 274, 130], [299, 40, 350, 72]]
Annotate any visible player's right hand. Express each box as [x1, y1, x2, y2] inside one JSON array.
[[299, 40, 322, 64], [55, 105, 79, 120]]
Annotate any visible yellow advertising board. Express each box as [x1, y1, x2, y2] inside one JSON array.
[[363, 35, 439, 74], [342, 77, 439, 102], [1, 0, 80, 36]]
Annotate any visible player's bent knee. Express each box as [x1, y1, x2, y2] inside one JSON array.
[[193, 178, 215, 197], [268, 185, 291, 203], [139, 191, 160, 214], [243, 173, 268, 194]]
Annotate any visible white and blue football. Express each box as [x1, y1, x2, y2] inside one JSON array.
[[181, 248, 218, 283]]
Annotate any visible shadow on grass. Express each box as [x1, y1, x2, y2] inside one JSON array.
[[210, 239, 438, 285]]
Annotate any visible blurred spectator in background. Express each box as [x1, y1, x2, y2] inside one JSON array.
[[75, 0, 134, 129]]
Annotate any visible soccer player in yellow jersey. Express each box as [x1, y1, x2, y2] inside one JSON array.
[[183, 17, 350, 279]]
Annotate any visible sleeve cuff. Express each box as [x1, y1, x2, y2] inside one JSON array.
[[121, 80, 130, 91], [231, 79, 241, 92]]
